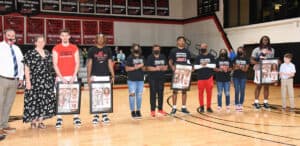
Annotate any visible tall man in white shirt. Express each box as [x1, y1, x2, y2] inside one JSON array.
[[0, 29, 24, 135]]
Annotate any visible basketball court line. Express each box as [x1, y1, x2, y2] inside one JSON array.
[[166, 95, 299, 145]]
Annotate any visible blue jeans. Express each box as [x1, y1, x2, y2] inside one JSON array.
[[128, 81, 144, 111], [233, 78, 246, 106], [217, 82, 230, 107]]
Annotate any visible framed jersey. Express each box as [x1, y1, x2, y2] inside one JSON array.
[[56, 82, 81, 115]]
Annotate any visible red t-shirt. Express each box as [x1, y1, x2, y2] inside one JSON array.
[[53, 43, 78, 76]]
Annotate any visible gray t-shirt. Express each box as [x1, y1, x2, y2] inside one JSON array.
[[251, 47, 275, 59]]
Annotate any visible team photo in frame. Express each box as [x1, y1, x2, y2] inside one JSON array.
[[171, 64, 193, 90], [90, 81, 113, 114], [56, 82, 81, 115]]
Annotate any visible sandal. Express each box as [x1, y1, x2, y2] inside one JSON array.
[[38, 123, 47, 129]]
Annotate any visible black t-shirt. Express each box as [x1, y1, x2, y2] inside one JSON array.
[[88, 46, 112, 76], [146, 54, 167, 80], [232, 56, 250, 79], [195, 53, 216, 80], [169, 47, 191, 65], [215, 58, 233, 82], [126, 55, 144, 81]]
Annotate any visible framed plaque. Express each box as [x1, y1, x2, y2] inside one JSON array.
[[143, 0, 155, 15], [171, 64, 192, 90], [4, 16, 25, 44], [96, 0, 111, 14], [128, 0, 141, 15], [56, 82, 81, 115], [79, 0, 95, 13], [26, 18, 45, 44], [90, 81, 113, 114], [82, 21, 98, 45], [254, 58, 279, 84], [16, 0, 40, 16], [0, 0, 15, 15], [99, 21, 114, 44], [156, 0, 169, 16], [61, 0, 78, 13], [46, 19, 63, 44], [65, 20, 82, 44], [112, 0, 126, 14], [197, 0, 219, 16], [41, 0, 59, 12]]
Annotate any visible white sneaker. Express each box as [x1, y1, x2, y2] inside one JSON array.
[[226, 106, 231, 113], [217, 106, 222, 112]]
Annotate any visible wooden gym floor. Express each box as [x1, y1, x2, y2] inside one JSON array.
[[1, 82, 300, 146]]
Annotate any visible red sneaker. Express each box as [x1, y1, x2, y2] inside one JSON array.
[[158, 110, 168, 116], [151, 111, 156, 117]]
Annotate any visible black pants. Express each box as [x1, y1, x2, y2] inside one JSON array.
[[149, 79, 165, 111], [83, 57, 87, 66]]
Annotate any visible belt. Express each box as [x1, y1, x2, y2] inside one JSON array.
[[0, 75, 18, 80]]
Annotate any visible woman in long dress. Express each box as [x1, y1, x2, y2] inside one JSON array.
[[23, 36, 56, 129]]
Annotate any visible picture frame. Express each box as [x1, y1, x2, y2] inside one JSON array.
[[56, 82, 81, 115], [171, 64, 193, 90], [254, 58, 279, 84], [90, 81, 113, 114]]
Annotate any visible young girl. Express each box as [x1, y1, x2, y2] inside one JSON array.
[[125, 44, 145, 119], [232, 47, 249, 112], [280, 53, 296, 111], [214, 49, 233, 112]]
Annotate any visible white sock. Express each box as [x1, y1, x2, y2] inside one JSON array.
[[255, 100, 259, 103], [73, 115, 79, 118], [57, 115, 62, 119], [173, 105, 176, 109], [182, 105, 186, 109], [264, 100, 268, 103]]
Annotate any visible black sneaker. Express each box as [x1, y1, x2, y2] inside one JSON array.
[[170, 108, 177, 115], [56, 118, 63, 128], [181, 108, 190, 115], [197, 106, 205, 113], [207, 108, 213, 113], [131, 111, 136, 119], [135, 111, 142, 119], [73, 117, 82, 127], [92, 115, 100, 124], [263, 103, 270, 110], [254, 103, 261, 110], [102, 115, 110, 124]]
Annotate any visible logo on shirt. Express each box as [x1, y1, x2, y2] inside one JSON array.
[[94, 51, 108, 63], [176, 53, 187, 62], [236, 60, 246, 65], [200, 58, 211, 64], [60, 51, 73, 58], [154, 60, 165, 66], [133, 59, 143, 64], [219, 61, 229, 66]]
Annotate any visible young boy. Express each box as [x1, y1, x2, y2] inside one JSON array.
[[280, 53, 296, 111]]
